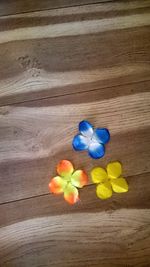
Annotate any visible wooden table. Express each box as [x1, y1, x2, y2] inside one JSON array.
[[0, 1, 150, 266]]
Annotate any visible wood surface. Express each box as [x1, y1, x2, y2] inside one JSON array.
[[0, 0, 110, 16], [0, 1, 150, 266], [0, 210, 150, 267]]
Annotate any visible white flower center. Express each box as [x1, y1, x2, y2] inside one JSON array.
[[86, 133, 99, 147]]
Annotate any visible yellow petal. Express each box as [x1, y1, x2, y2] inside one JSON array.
[[107, 161, 122, 179], [111, 177, 128, 193], [91, 167, 108, 184], [96, 181, 112, 199], [71, 170, 88, 188]]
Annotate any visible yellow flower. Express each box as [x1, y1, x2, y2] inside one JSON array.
[[91, 161, 128, 199]]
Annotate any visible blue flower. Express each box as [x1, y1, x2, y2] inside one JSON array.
[[72, 120, 110, 159]]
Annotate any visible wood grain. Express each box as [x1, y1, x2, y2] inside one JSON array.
[[0, 1, 150, 105], [0, 210, 150, 267], [0, 172, 150, 227], [0, 1, 150, 266], [0, 81, 150, 203], [0, 0, 110, 16]]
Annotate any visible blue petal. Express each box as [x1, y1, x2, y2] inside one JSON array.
[[79, 120, 93, 137], [94, 128, 110, 144], [72, 134, 88, 151], [88, 142, 105, 159]]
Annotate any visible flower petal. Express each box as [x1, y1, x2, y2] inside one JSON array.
[[79, 120, 93, 137], [96, 181, 112, 199], [88, 142, 105, 159], [71, 170, 88, 188], [57, 160, 74, 177], [91, 167, 108, 184], [94, 128, 110, 144], [64, 183, 79, 204], [111, 177, 129, 193], [72, 134, 88, 151], [49, 176, 67, 194], [107, 161, 122, 179]]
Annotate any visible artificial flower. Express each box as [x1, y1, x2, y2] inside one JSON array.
[[49, 160, 88, 204], [91, 161, 128, 199], [72, 120, 110, 159]]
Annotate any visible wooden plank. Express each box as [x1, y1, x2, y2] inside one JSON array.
[[0, 0, 110, 16], [0, 209, 150, 267], [1, 1, 150, 31], [0, 81, 150, 203], [0, 1, 150, 105], [0, 172, 150, 227], [0, 3, 150, 266]]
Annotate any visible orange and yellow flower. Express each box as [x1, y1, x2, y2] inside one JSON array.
[[49, 160, 88, 204]]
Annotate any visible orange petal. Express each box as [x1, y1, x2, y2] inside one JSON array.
[[64, 183, 79, 204], [71, 170, 88, 188], [57, 160, 74, 177], [49, 176, 67, 194]]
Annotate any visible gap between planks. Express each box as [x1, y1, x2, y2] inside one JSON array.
[[0, 171, 150, 206], [0, 0, 112, 17], [0, 85, 150, 204], [0, 78, 149, 108], [0, 173, 150, 226], [0, 1, 150, 106]]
